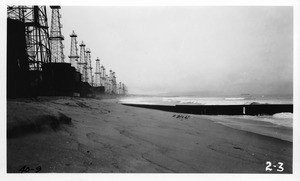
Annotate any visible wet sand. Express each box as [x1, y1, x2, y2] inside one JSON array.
[[7, 97, 292, 173]]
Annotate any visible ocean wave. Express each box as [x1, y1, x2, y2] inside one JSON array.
[[179, 100, 204, 104], [240, 113, 293, 128], [224, 97, 245, 100], [273, 112, 293, 119], [121, 96, 292, 106]]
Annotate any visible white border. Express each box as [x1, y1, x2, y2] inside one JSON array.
[[1, 0, 299, 181]]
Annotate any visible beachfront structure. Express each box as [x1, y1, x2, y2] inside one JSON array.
[[100, 65, 106, 86], [78, 41, 86, 77], [82, 48, 90, 83], [93, 68, 124, 94], [84, 48, 93, 85], [119, 83, 127, 95], [117, 82, 122, 94], [120, 83, 127, 95], [7, 6, 125, 97], [108, 70, 117, 94], [94, 57, 101, 86], [7, 6, 51, 71], [91, 75, 94, 87], [123, 84, 128, 94], [112, 72, 117, 94], [49, 6, 65, 63], [105, 74, 110, 93], [68, 30, 79, 69], [108, 70, 113, 93]]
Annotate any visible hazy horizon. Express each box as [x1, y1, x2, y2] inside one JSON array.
[[125, 91, 293, 97], [59, 6, 293, 96]]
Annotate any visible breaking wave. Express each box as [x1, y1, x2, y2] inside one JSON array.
[[273, 112, 293, 119]]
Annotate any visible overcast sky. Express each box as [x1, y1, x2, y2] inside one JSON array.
[[57, 6, 293, 95]]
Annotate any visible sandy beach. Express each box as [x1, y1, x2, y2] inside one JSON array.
[[7, 97, 292, 173]]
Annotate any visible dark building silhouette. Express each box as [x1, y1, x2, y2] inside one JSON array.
[[7, 18, 30, 98], [41, 63, 81, 96]]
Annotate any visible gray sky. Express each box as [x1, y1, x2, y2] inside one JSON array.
[[58, 6, 293, 95]]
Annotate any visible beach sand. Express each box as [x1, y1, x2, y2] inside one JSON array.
[[7, 97, 292, 173]]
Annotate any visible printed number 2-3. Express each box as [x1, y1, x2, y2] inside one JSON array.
[[266, 161, 284, 172]]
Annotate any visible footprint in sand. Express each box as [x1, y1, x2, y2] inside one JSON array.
[[207, 143, 264, 164]]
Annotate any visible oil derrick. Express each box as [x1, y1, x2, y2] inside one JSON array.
[[95, 57, 101, 87], [49, 6, 64, 63], [78, 41, 86, 78], [105, 74, 110, 93], [88, 51, 94, 86], [7, 6, 51, 71], [7, 6, 26, 21], [119, 82, 125, 94], [69, 30, 79, 69], [84, 48, 92, 84], [100, 65, 106, 86], [117, 82, 122, 94], [107, 70, 117, 94], [108, 70, 113, 93], [123, 83, 128, 95], [92, 75, 95, 87], [82, 51, 88, 83], [112, 71, 117, 94]]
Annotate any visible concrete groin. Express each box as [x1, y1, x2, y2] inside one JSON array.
[[122, 103, 293, 116]]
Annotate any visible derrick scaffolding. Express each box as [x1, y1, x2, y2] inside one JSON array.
[[95, 57, 101, 87], [78, 41, 86, 77], [100, 65, 106, 87], [49, 6, 65, 63], [7, 6, 51, 71], [84, 48, 93, 85], [112, 71, 117, 93], [69, 30, 79, 69]]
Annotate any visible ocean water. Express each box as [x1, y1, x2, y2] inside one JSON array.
[[119, 95, 292, 105], [119, 95, 293, 128]]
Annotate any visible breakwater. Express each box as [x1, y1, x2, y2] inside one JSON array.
[[121, 103, 293, 115]]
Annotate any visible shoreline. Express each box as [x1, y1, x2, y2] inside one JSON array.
[[7, 96, 293, 173], [200, 115, 292, 142]]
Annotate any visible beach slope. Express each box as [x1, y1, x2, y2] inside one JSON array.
[[7, 97, 292, 173]]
